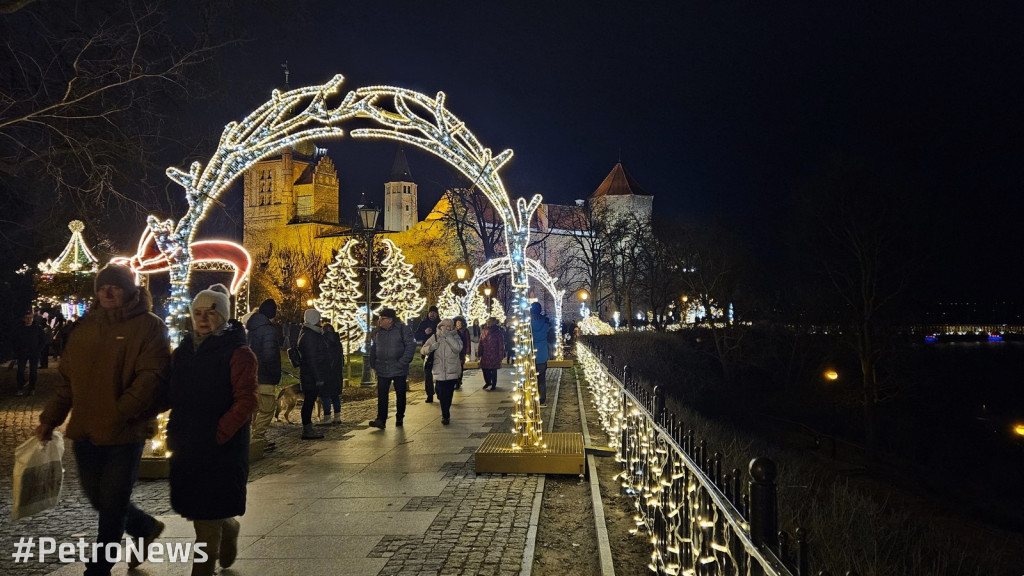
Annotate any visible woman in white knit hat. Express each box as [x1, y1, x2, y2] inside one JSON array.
[[166, 284, 258, 576]]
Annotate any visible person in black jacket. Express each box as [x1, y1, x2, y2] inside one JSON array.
[[297, 309, 331, 439], [317, 323, 345, 425], [414, 306, 441, 403], [167, 284, 257, 576], [14, 310, 46, 396], [245, 299, 281, 453]]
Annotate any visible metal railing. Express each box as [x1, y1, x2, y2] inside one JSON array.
[[578, 343, 807, 576]]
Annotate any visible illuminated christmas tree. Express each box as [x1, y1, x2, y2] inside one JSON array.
[[373, 239, 425, 323], [467, 292, 488, 325], [315, 239, 364, 353], [437, 283, 462, 319], [488, 301, 506, 324]]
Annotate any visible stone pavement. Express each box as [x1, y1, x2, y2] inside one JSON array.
[[2, 360, 562, 576]]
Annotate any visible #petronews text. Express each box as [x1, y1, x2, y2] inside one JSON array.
[[13, 537, 207, 564]]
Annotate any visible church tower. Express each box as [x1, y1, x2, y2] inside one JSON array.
[[383, 148, 418, 232]]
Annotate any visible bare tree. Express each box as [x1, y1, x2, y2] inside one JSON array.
[[604, 211, 649, 328], [554, 200, 614, 316]]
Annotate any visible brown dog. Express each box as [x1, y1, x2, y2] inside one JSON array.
[[274, 383, 323, 423]]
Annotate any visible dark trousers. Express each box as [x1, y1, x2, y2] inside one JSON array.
[[436, 379, 456, 420], [536, 362, 548, 403], [319, 393, 341, 417], [423, 354, 435, 399], [301, 387, 320, 425], [39, 343, 49, 368], [16, 356, 38, 390], [376, 375, 408, 422], [482, 368, 498, 389], [73, 439, 157, 576]]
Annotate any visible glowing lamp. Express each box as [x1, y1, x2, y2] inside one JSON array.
[[824, 370, 839, 381], [455, 263, 469, 280], [1014, 423, 1024, 437], [295, 277, 308, 289], [483, 285, 492, 297]]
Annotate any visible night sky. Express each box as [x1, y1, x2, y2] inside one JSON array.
[[182, 2, 1023, 302]]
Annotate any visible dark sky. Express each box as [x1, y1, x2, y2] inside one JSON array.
[[186, 1, 1023, 301]]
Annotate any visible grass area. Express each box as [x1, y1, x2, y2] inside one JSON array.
[[277, 349, 426, 403]]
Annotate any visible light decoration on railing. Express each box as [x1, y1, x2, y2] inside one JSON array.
[[576, 343, 794, 576], [38, 221, 100, 275], [456, 256, 566, 359]]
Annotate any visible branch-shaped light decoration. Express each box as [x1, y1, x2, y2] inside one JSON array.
[[150, 75, 545, 448]]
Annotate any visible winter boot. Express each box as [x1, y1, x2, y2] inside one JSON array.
[[219, 517, 240, 568], [332, 413, 342, 425], [302, 423, 324, 439]]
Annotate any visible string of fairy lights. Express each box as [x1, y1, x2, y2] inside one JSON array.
[[37, 221, 100, 275]]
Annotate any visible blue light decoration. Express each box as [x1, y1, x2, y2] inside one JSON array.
[[924, 334, 938, 343], [988, 333, 1003, 342]]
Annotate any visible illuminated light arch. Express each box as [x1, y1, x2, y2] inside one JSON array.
[[456, 256, 566, 359], [147, 75, 544, 448]]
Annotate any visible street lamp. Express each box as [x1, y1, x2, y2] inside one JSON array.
[[577, 289, 590, 318], [483, 284, 492, 312], [357, 198, 382, 387], [455, 263, 469, 281]]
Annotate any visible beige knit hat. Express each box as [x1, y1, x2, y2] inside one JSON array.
[[190, 284, 231, 320]]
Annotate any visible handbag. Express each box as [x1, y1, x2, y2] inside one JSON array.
[[12, 431, 65, 520]]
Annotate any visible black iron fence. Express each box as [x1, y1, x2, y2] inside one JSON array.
[[578, 342, 814, 576]]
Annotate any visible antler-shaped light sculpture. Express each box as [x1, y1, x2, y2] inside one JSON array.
[[151, 75, 546, 449]]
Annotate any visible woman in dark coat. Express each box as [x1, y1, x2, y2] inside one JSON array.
[[318, 323, 345, 425], [478, 317, 506, 390], [297, 309, 332, 438], [453, 316, 471, 390], [167, 284, 257, 576]]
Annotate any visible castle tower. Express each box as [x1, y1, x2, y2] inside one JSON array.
[[588, 162, 654, 224], [383, 147, 418, 232]]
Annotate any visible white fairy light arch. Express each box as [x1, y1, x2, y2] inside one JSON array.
[[150, 75, 546, 449], [457, 256, 566, 359]]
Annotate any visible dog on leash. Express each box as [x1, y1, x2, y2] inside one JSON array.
[[274, 383, 323, 423]]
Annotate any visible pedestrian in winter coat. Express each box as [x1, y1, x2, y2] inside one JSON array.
[[317, 323, 345, 426], [13, 310, 46, 395], [530, 302, 556, 405], [478, 317, 506, 390], [454, 316, 470, 389], [37, 263, 170, 575], [421, 318, 463, 424], [246, 298, 281, 453], [414, 306, 441, 403], [167, 284, 258, 576], [296, 309, 331, 439], [368, 308, 415, 429]]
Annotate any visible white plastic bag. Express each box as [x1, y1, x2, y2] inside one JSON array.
[[12, 431, 64, 520]]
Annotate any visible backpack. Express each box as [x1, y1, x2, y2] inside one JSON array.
[[287, 346, 302, 368]]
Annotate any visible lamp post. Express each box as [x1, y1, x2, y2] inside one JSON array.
[[357, 199, 382, 387], [577, 288, 590, 318], [454, 263, 469, 316], [483, 284, 492, 314]]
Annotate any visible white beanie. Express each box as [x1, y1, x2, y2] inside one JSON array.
[[303, 308, 321, 326], [191, 284, 231, 321]]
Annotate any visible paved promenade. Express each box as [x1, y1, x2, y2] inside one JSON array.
[[2, 363, 559, 576]]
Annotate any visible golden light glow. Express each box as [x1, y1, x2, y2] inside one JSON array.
[[824, 369, 839, 381], [1013, 423, 1024, 437], [455, 263, 469, 280], [295, 277, 308, 289]]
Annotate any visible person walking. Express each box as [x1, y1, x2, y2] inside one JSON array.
[[368, 308, 414, 429], [36, 263, 170, 575], [530, 302, 556, 406], [166, 284, 257, 576], [420, 318, 463, 425], [297, 309, 331, 439], [453, 316, 470, 390], [504, 318, 516, 365], [246, 298, 282, 454], [414, 306, 440, 403], [317, 323, 345, 426], [13, 310, 46, 396], [469, 319, 481, 361], [478, 317, 506, 390]]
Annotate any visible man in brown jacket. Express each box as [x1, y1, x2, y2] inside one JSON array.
[[36, 263, 171, 576]]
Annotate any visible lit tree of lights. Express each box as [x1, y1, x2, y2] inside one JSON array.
[[466, 292, 489, 325], [38, 221, 100, 274], [315, 238, 364, 354], [437, 283, 462, 319], [145, 75, 545, 448], [374, 239, 426, 323]]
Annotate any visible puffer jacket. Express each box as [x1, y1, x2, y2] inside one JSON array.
[[297, 325, 332, 393], [246, 311, 281, 384], [40, 287, 171, 445], [421, 329, 463, 381], [369, 319, 415, 378]]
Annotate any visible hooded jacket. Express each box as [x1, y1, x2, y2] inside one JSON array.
[[421, 327, 464, 381], [246, 311, 282, 385], [369, 318, 415, 378], [40, 287, 170, 445]]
